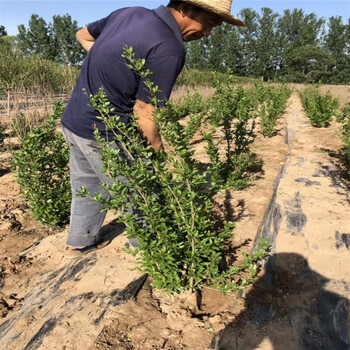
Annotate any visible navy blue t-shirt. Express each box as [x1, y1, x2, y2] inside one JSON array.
[[61, 6, 185, 140]]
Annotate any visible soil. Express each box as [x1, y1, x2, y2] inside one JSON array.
[[0, 85, 349, 350]]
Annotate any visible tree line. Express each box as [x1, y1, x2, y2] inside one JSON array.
[[185, 8, 349, 84], [0, 20, 79, 96], [0, 8, 349, 84], [0, 14, 85, 66]]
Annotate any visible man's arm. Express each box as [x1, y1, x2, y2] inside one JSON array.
[[134, 100, 163, 150], [76, 27, 96, 52]]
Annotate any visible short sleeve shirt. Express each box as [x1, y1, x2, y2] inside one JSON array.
[[61, 6, 185, 140]]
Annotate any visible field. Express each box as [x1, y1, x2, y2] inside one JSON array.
[[0, 84, 349, 349]]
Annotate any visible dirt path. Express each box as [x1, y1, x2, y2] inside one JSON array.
[[0, 91, 349, 350], [214, 93, 350, 350]]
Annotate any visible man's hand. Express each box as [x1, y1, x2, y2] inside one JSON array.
[[134, 100, 163, 150], [76, 27, 96, 52]]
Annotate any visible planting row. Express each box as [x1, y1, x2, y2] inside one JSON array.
[[299, 86, 350, 177], [6, 60, 291, 293]]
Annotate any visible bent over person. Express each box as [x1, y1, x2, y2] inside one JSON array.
[[61, 0, 244, 258]]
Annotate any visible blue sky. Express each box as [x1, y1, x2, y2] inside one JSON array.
[[1, 0, 349, 36]]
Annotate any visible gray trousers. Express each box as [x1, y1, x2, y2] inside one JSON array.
[[62, 126, 120, 246]]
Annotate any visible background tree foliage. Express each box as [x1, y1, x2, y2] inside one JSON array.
[[324, 16, 350, 83], [0, 25, 7, 38], [2, 7, 350, 83], [185, 8, 349, 84], [16, 14, 84, 66], [17, 15, 56, 60]]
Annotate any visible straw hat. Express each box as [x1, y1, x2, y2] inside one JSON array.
[[182, 0, 245, 26]]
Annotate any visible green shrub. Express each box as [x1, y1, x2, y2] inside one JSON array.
[[179, 89, 205, 116], [84, 87, 267, 294], [11, 101, 71, 226], [299, 86, 339, 127], [80, 48, 268, 293], [252, 81, 292, 137], [205, 77, 258, 189], [158, 90, 206, 143], [340, 114, 350, 177], [337, 102, 350, 123], [159, 90, 205, 122]]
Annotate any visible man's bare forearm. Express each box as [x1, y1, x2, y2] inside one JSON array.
[[76, 27, 96, 52], [134, 100, 163, 150]]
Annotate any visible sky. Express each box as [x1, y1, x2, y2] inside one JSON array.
[[0, 0, 349, 36]]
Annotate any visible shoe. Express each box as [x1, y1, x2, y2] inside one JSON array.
[[64, 239, 111, 259], [128, 238, 139, 248], [124, 238, 139, 249]]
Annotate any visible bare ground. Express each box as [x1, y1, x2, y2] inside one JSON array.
[[0, 85, 349, 350]]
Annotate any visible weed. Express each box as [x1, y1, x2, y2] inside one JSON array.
[[12, 113, 32, 141]]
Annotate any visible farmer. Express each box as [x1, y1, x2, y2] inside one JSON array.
[[61, 0, 244, 258]]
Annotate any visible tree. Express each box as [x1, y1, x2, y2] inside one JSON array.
[[185, 37, 209, 70], [207, 24, 230, 72], [324, 16, 350, 83], [254, 7, 279, 80], [237, 8, 259, 77], [290, 45, 335, 83], [17, 14, 84, 66], [277, 9, 325, 78], [17, 15, 58, 60], [52, 14, 85, 66], [0, 25, 7, 38], [224, 25, 243, 75], [168, 7, 349, 84]]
